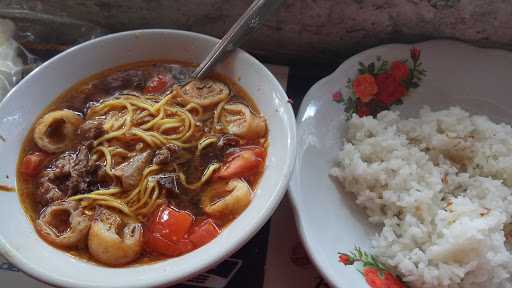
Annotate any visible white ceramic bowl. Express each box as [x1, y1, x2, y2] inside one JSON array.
[[0, 29, 296, 288]]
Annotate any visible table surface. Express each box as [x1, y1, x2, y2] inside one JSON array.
[[0, 61, 340, 288]]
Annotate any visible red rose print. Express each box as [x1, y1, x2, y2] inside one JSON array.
[[333, 50, 425, 120], [363, 267, 406, 288], [356, 101, 371, 117], [382, 271, 407, 288], [363, 267, 383, 288], [352, 74, 378, 103], [375, 72, 406, 106], [410, 47, 421, 63], [390, 61, 409, 82], [332, 91, 343, 103], [337, 247, 407, 288], [338, 253, 354, 265]]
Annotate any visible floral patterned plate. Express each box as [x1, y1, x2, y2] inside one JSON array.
[[288, 40, 512, 288]]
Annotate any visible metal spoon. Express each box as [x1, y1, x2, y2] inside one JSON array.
[[175, 0, 283, 85]]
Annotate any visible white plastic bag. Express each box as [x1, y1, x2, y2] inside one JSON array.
[[0, 19, 23, 100]]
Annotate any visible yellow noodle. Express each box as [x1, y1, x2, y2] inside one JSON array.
[[213, 98, 229, 130], [131, 180, 155, 210], [149, 131, 171, 146], [161, 107, 191, 140], [91, 188, 122, 195], [87, 100, 126, 117], [163, 106, 194, 140], [178, 163, 221, 190], [94, 200, 135, 217], [68, 194, 133, 216], [151, 90, 176, 113], [78, 85, 231, 219], [124, 186, 142, 204], [155, 118, 182, 127], [94, 102, 133, 145], [137, 185, 161, 215], [125, 99, 155, 112], [68, 194, 120, 202], [110, 115, 127, 131], [103, 117, 115, 131], [197, 136, 218, 155], [168, 140, 197, 148], [128, 128, 160, 147], [139, 107, 164, 130], [161, 124, 188, 140], [123, 165, 160, 203], [111, 147, 130, 157], [185, 102, 203, 117], [177, 109, 195, 141], [94, 129, 125, 146], [157, 122, 182, 132], [135, 110, 151, 122], [94, 146, 114, 175]]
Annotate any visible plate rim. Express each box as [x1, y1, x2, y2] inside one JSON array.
[[287, 39, 512, 287]]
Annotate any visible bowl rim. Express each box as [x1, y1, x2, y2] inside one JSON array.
[[0, 28, 296, 288]]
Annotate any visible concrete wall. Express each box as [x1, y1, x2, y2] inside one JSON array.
[[1, 0, 511, 63]]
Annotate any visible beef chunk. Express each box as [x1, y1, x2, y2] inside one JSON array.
[[95, 164, 110, 184], [113, 151, 153, 191], [153, 144, 179, 165], [37, 143, 96, 206], [102, 70, 146, 93], [153, 148, 171, 165], [78, 119, 105, 140], [38, 182, 65, 205], [155, 173, 180, 196]]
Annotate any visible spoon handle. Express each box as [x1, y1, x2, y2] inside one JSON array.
[[191, 0, 283, 79]]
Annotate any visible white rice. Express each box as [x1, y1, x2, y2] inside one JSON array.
[[331, 107, 512, 288]]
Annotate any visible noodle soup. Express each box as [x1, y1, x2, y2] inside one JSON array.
[[17, 61, 267, 266]]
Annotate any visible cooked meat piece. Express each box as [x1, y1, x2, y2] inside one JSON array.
[[153, 144, 179, 165], [113, 151, 153, 191], [36, 143, 96, 206], [95, 164, 110, 184], [155, 173, 180, 195], [220, 103, 266, 139], [153, 148, 171, 165], [38, 182, 66, 205], [166, 65, 186, 84], [78, 119, 105, 140], [77, 85, 108, 108], [88, 207, 143, 266], [33, 110, 83, 153], [72, 143, 93, 175], [36, 201, 91, 248], [102, 70, 146, 93], [180, 79, 229, 107]]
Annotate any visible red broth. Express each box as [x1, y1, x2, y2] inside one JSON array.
[[17, 61, 267, 266]]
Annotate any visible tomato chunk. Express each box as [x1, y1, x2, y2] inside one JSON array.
[[216, 147, 265, 179], [150, 206, 194, 241], [189, 219, 220, 248], [145, 233, 194, 257], [20, 152, 48, 176], [144, 74, 170, 95], [144, 206, 222, 256], [144, 206, 196, 256]]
